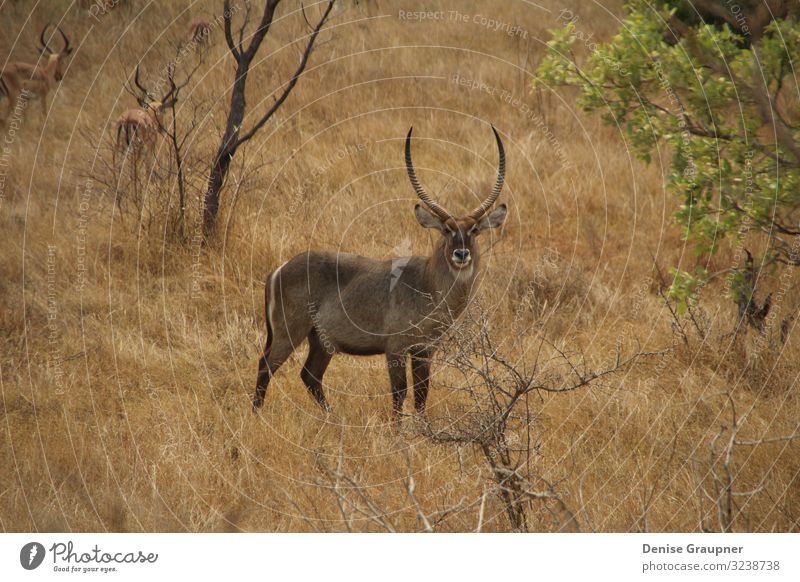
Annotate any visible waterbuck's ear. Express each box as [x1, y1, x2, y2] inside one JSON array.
[[414, 204, 446, 232], [476, 203, 507, 232]]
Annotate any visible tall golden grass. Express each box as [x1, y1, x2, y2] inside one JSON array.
[[1, 0, 798, 532]]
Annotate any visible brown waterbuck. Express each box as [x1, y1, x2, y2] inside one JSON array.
[[253, 126, 508, 417]]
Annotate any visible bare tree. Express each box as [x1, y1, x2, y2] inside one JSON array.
[[202, 0, 336, 237], [694, 393, 800, 532], [308, 435, 467, 532], [157, 48, 204, 237], [416, 306, 663, 532]]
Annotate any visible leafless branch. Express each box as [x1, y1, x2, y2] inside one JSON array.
[[412, 304, 664, 531], [404, 454, 433, 533], [693, 393, 798, 532], [236, 1, 335, 147], [735, 433, 800, 446]]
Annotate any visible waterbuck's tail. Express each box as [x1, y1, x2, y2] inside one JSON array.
[[253, 267, 279, 411], [264, 265, 282, 355], [264, 294, 274, 355]]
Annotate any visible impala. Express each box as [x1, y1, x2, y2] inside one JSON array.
[[188, 18, 212, 52], [253, 126, 508, 417], [0, 25, 72, 121], [114, 65, 177, 160]]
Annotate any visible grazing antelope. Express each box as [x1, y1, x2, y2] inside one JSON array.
[[253, 126, 508, 418], [0, 25, 72, 121], [114, 65, 177, 160], [188, 18, 212, 53]]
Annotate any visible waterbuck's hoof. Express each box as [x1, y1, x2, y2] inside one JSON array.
[[252, 398, 264, 412]]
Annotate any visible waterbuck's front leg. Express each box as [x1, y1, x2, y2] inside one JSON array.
[[386, 352, 407, 417], [411, 348, 433, 413]]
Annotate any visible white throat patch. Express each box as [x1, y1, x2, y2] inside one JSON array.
[[449, 263, 474, 278]]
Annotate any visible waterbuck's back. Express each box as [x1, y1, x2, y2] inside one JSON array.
[[269, 250, 450, 356]]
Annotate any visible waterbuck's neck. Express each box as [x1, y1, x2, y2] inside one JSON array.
[[423, 238, 478, 315]]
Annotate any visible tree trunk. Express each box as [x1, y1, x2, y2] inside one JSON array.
[[202, 65, 248, 237], [201, 0, 334, 239]]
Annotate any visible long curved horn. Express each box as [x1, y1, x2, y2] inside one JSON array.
[[57, 26, 72, 54], [405, 127, 452, 222], [468, 125, 506, 221], [133, 64, 150, 98], [40, 24, 54, 55]]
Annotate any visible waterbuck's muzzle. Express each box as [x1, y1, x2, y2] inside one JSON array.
[[452, 248, 471, 266]]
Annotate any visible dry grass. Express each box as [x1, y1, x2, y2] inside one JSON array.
[[1, 0, 799, 532]]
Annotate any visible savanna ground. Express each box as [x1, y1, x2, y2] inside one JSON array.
[[1, 0, 798, 532]]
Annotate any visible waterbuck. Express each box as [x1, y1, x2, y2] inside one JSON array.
[[253, 126, 507, 417]]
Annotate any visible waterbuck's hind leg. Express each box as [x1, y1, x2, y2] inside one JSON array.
[[387, 353, 408, 419], [253, 338, 272, 410], [411, 349, 433, 414], [253, 338, 296, 411], [300, 329, 333, 412], [253, 263, 312, 411]]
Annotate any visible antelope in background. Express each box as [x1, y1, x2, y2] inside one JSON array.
[[0, 25, 72, 123], [188, 18, 212, 54], [114, 65, 177, 163], [253, 126, 508, 418]]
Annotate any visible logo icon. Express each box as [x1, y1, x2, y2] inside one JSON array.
[[390, 237, 413, 292], [20, 542, 46, 570]]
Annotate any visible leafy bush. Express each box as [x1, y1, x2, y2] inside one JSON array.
[[535, 1, 800, 317]]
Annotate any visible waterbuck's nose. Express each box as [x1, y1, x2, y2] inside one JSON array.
[[453, 249, 470, 262]]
